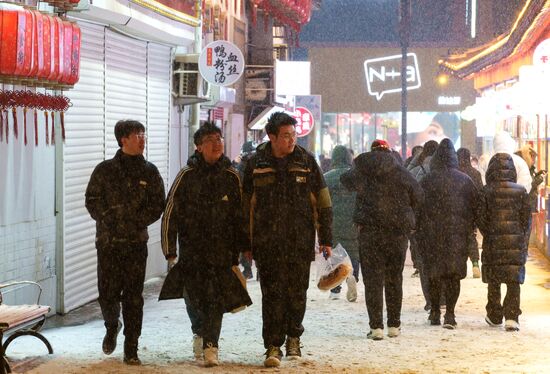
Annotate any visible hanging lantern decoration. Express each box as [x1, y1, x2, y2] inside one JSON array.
[[0, 4, 82, 89]]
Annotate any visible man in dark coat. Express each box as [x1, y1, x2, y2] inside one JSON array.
[[457, 147, 484, 279], [477, 153, 531, 331], [85, 120, 165, 365], [242, 112, 332, 367], [159, 122, 252, 367], [417, 139, 478, 329], [324, 145, 359, 302], [341, 139, 424, 340]]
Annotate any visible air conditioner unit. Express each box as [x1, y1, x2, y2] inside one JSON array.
[[173, 54, 210, 106]]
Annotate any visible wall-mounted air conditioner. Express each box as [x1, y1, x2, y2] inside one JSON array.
[[173, 54, 210, 106]]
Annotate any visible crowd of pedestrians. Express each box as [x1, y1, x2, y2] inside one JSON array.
[[84, 114, 543, 368]]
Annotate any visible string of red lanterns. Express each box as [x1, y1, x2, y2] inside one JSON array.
[[250, 0, 313, 31]]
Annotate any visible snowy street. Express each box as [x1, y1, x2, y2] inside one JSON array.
[[7, 249, 550, 374]]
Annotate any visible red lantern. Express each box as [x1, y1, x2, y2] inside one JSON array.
[[14, 10, 33, 78], [47, 15, 60, 83], [66, 23, 81, 86], [60, 20, 73, 85], [40, 14, 52, 81], [0, 9, 18, 76], [30, 10, 43, 79]]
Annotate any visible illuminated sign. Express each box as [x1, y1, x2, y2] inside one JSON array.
[[363, 53, 421, 101], [438, 96, 461, 105], [533, 39, 550, 66], [199, 40, 244, 87], [294, 107, 315, 137]]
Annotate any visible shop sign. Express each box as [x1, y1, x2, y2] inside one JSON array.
[[199, 40, 244, 86], [533, 39, 550, 65], [294, 106, 315, 137], [363, 53, 421, 101]]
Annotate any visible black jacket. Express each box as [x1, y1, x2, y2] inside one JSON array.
[[85, 149, 165, 248], [159, 153, 252, 311], [417, 139, 478, 279], [478, 153, 531, 284], [242, 143, 332, 263], [340, 150, 424, 235], [457, 148, 483, 190]]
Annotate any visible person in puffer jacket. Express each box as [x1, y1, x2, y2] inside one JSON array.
[[477, 153, 531, 332]]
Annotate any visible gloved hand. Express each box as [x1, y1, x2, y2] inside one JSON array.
[[532, 173, 544, 189]]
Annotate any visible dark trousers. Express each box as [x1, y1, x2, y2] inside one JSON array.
[[331, 258, 360, 293], [429, 276, 460, 315], [359, 229, 408, 330], [258, 259, 310, 348], [486, 282, 521, 322], [468, 231, 479, 263], [97, 244, 148, 342], [185, 298, 223, 348]]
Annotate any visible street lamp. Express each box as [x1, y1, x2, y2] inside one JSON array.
[[399, 0, 411, 159]]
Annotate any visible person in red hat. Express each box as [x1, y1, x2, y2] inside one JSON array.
[[341, 139, 424, 341]]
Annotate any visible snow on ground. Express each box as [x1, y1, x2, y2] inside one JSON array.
[[6, 249, 550, 373]]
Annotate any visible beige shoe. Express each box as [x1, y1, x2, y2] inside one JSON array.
[[346, 276, 358, 302], [387, 327, 401, 338], [264, 346, 282, 367], [285, 336, 301, 360], [203, 344, 219, 367]]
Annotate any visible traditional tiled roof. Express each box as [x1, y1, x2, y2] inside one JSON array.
[[439, 0, 550, 79]]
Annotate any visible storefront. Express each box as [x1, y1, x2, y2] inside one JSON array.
[[440, 0, 550, 259]]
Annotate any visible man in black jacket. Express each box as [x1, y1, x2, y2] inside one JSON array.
[[341, 139, 424, 340], [85, 120, 165, 365], [160, 122, 251, 367], [242, 112, 332, 367]]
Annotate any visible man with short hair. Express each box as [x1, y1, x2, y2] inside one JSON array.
[[242, 112, 333, 367], [85, 120, 165, 365], [159, 122, 252, 367]]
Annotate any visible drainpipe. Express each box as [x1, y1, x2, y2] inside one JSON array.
[[189, 0, 202, 155]]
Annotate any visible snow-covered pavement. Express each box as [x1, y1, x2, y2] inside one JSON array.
[[6, 249, 550, 373]]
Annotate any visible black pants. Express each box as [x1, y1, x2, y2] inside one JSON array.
[[331, 257, 360, 293], [97, 244, 148, 342], [257, 259, 310, 348], [486, 282, 521, 322], [429, 276, 460, 315], [185, 298, 223, 348], [467, 231, 479, 263], [359, 229, 408, 330]]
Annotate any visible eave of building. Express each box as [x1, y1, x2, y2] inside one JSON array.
[[439, 0, 550, 89]]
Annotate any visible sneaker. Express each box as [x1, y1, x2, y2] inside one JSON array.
[[203, 344, 219, 367], [285, 336, 301, 359], [411, 269, 420, 278], [123, 340, 141, 366], [504, 320, 520, 332], [429, 310, 441, 326], [264, 346, 283, 367], [367, 328, 384, 340], [329, 291, 340, 300], [387, 327, 401, 338], [102, 320, 122, 355], [192, 334, 203, 360], [472, 265, 481, 278], [442, 314, 457, 330], [346, 276, 358, 302], [485, 315, 502, 327]]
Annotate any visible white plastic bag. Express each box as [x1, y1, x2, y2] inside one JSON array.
[[315, 243, 353, 291]]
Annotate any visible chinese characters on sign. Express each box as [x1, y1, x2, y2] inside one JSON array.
[[294, 107, 315, 137], [199, 40, 244, 87]]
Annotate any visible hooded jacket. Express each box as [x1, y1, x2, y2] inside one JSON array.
[[479, 132, 532, 190], [478, 153, 531, 284], [323, 146, 358, 260], [242, 143, 332, 263], [340, 149, 424, 235], [457, 148, 483, 190], [417, 139, 478, 279]]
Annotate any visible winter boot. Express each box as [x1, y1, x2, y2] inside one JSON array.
[[285, 336, 301, 359], [102, 320, 122, 355], [367, 328, 384, 340], [443, 313, 457, 330], [346, 276, 358, 302], [123, 339, 141, 365], [429, 310, 441, 326], [203, 343, 219, 367], [485, 315, 502, 327], [192, 334, 203, 360], [387, 326, 401, 338], [264, 346, 283, 367], [505, 319, 520, 332], [329, 291, 340, 300]]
